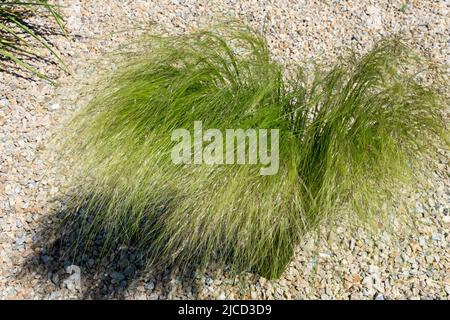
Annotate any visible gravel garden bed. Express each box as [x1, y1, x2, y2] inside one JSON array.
[[0, 0, 448, 299]]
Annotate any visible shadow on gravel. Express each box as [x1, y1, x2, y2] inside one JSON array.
[[19, 198, 202, 299]]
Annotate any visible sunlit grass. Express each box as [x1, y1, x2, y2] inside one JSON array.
[[60, 23, 448, 279]]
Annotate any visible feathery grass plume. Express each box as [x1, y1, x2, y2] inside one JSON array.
[[291, 39, 448, 229], [0, 0, 67, 81], [61, 23, 448, 279]]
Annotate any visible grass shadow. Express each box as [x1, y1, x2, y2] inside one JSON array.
[[19, 195, 203, 299]]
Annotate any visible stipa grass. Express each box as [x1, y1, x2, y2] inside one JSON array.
[[61, 24, 448, 279]]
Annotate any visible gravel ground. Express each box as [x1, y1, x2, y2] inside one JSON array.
[[0, 0, 449, 299]]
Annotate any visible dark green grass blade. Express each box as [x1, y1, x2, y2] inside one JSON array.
[[0, 0, 67, 81]]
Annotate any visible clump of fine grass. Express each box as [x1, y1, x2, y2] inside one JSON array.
[[61, 23, 448, 279], [0, 0, 66, 81]]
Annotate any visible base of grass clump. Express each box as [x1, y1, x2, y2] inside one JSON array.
[[60, 23, 448, 279]]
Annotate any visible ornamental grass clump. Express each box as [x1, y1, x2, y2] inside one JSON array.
[[61, 24, 448, 279]]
